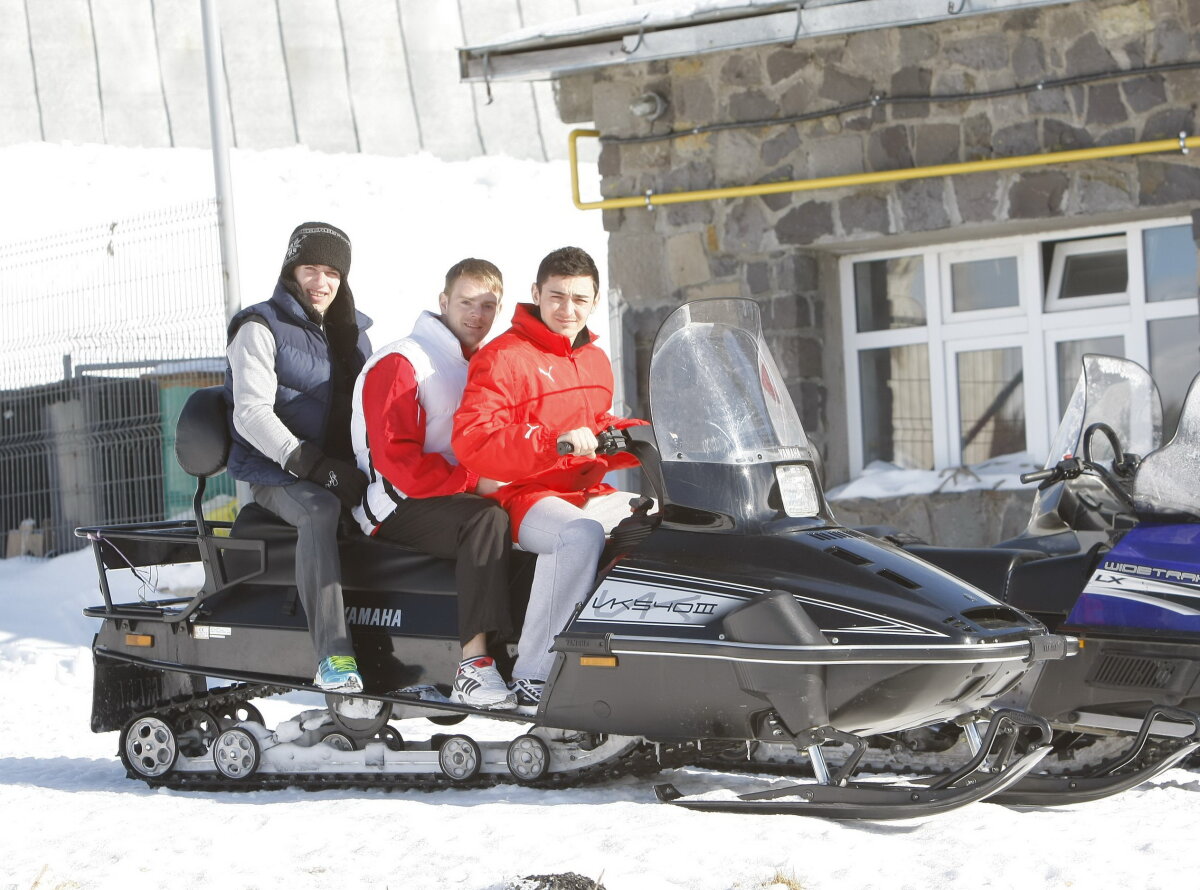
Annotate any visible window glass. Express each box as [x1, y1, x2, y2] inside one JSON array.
[[1149, 318, 1200, 439], [1055, 336, 1124, 421], [853, 256, 925, 332], [859, 344, 931, 469], [1144, 225, 1198, 303], [1059, 250, 1127, 300], [956, 347, 1025, 464], [950, 256, 1019, 313]]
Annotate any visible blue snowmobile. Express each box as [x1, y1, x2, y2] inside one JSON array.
[[841, 354, 1200, 803]]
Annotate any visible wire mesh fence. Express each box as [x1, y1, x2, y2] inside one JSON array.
[[0, 201, 234, 557]]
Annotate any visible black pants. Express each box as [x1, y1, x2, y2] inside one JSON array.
[[376, 493, 514, 646]]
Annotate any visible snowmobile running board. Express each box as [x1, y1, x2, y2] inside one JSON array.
[[985, 705, 1200, 807], [654, 710, 1055, 819]]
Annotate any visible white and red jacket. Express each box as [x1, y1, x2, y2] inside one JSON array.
[[452, 303, 644, 538], [350, 311, 478, 535]]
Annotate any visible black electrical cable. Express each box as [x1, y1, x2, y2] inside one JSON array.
[[601, 60, 1200, 146]]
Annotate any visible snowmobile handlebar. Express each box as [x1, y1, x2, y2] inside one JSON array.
[[1021, 430, 1140, 514], [1019, 467, 1058, 486], [1081, 422, 1141, 479], [556, 426, 628, 456], [1020, 457, 1083, 490]]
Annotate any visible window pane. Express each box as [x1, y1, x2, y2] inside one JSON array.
[[853, 256, 925, 332], [956, 347, 1025, 464], [1149, 318, 1200, 439], [1055, 337, 1124, 420], [950, 256, 1019, 312], [859, 344, 931, 469], [1144, 225, 1198, 303], [1060, 250, 1127, 299]]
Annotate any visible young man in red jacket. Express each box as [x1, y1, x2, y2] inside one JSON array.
[[452, 246, 644, 712], [350, 259, 516, 710]]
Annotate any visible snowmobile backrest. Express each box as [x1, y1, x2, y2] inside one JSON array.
[[175, 385, 232, 478]]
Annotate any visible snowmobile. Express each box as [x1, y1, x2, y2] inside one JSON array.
[[814, 354, 1200, 802], [81, 297, 1077, 818]]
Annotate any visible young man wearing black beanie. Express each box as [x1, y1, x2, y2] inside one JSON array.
[[224, 222, 373, 693]]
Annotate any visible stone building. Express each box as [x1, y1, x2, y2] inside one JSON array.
[[461, 0, 1200, 541]]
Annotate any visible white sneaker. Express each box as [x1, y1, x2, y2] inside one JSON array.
[[451, 657, 518, 710]]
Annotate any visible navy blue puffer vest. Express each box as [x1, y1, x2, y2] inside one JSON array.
[[223, 281, 372, 486]]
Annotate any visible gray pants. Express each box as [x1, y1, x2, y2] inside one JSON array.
[[251, 480, 354, 663], [512, 491, 636, 682]]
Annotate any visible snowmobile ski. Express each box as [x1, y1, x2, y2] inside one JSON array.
[[654, 710, 1053, 819], [984, 705, 1200, 807]]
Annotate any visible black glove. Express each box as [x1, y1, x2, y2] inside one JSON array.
[[285, 442, 368, 511]]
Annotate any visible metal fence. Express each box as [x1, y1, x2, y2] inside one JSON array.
[[0, 202, 234, 557]]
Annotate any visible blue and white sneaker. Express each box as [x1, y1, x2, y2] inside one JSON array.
[[314, 655, 364, 693], [451, 657, 517, 710], [508, 677, 546, 716]]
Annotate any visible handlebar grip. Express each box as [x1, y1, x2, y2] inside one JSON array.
[[1020, 468, 1056, 484], [557, 427, 624, 456]]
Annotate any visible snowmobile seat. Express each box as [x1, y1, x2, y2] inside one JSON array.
[[173, 385, 458, 596], [175, 385, 232, 481], [227, 501, 458, 594], [904, 544, 1047, 604]]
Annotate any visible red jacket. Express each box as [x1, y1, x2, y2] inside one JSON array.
[[361, 353, 477, 500], [452, 303, 643, 537]]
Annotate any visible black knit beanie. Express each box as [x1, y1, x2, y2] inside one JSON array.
[[281, 222, 352, 280]]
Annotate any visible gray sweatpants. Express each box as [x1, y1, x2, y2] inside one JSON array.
[[512, 490, 637, 682], [250, 480, 354, 663]]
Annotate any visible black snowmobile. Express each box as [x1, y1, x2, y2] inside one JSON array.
[[830, 354, 1200, 802], [81, 298, 1075, 818]]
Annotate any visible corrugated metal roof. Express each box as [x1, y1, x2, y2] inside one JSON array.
[[459, 0, 1079, 83]]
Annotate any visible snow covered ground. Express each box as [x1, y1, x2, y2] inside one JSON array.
[[0, 550, 1197, 890], [2, 142, 1197, 889]]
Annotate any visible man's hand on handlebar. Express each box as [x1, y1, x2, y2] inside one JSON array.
[[556, 427, 599, 457], [556, 426, 628, 456]]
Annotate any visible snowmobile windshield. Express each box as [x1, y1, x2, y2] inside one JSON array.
[[648, 299, 811, 466], [1133, 368, 1200, 518], [1028, 354, 1162, 535], [1042, 354, 1161, 469]]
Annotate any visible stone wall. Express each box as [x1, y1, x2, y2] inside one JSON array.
[[566, 0, 1200, 484]]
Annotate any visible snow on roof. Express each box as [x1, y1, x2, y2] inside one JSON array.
[[462, 0, 795, 53], [459, 0, 1080, 83]]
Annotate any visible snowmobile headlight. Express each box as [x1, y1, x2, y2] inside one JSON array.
[[776, 464, 820, 517]]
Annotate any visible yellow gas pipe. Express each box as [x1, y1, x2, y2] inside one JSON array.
[[569, 128, 1198, 211]]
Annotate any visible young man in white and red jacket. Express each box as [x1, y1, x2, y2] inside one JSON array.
[[452, 246, 645, 713], [350, 259, 517, 710]]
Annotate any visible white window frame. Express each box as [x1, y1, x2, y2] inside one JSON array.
[[1044, 234, 1129, 312], [945, 336, 1039, 467], [840, 217, 1196, 476], [1043, 325, 1130, 423], [939, 246, 1024, 323]]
